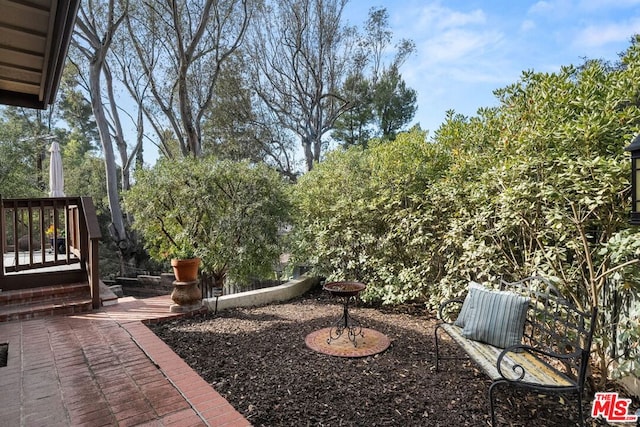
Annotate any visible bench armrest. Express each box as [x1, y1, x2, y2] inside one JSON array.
[[496, 344, 582, 383], [438, 298, 464, 323]]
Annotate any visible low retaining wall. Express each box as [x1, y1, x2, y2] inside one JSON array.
[[109, 273, 175, 298], [202, 275, 319, 312]]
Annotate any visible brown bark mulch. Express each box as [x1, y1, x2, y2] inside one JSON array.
[[149, 285, 637, 427]]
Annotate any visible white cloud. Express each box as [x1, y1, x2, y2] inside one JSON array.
[[521, 19, 536, 32], [435, 9, 486, 29], [402, 3, 503, 68], [414, 4, 486, 31], [420, 28, 504, 63], [528, 0, 573, 17], [578, 0, 640, 10], [574, 19, 640, 47], [529, 1, 554, 14]]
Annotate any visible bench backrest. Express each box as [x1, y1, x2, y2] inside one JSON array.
[[500, 276, 597, 388]]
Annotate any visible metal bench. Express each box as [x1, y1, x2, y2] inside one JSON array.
[[434, 276, 597, 426]]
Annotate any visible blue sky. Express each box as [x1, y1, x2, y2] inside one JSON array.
[[344, 0, 640, 135]]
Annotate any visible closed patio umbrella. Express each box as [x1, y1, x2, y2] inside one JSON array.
[[48, 140, 65, 197]]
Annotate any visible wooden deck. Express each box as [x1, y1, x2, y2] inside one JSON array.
[[3, 251, 79, 273], [1, 197, 101, 308]]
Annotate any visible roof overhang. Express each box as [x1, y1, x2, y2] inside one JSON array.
[[0, 0, 80, 109]]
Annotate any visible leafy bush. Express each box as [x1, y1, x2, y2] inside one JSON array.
[[124, 157, 291, 288], [292, 127, 451, 303], [292, 38, 640, 382]]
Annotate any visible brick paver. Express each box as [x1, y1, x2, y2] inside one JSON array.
[[0, 295, 251, 426]]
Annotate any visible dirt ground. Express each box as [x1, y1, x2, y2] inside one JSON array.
[[150, 285, 636, 427]]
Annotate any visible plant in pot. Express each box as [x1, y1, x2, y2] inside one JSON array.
[[123, 157, 292, 302], [46, 223, 66, 254], [168, 237, 200, 282]]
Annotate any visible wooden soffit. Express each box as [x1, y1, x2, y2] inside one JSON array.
[[0, 0, 80, 109]]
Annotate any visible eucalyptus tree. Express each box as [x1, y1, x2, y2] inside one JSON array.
[[55, 64, 109, 217], [72, 0, 134, 258], [247, 0, 355, 171], [123, 0, 253, 158]]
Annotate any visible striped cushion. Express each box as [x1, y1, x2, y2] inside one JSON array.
[[453, 281, 485, 328], [461, 286, 529, 349]]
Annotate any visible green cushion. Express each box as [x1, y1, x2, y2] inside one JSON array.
[[461, 286, 529, 349]]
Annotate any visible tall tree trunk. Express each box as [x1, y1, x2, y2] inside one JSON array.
[[303, 140, 314, 171], [89, 59, 128, 250], [177, 69, 200, 156], [74, 0, 132, 268], [248, 0, 351, 172], [103, 62, 134, 191], [125, 0, 251, 158]]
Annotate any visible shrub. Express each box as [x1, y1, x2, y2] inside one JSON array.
[[124, 157, 291, 288]]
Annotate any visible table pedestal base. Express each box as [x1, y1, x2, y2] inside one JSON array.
[[327, 296, 364, 347]]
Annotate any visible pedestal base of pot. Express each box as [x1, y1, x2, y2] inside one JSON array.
[[170, 301, 203, 313], [170, 280, 202, 312]]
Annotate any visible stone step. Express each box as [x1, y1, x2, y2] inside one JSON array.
[[0, 283, 93, 322]]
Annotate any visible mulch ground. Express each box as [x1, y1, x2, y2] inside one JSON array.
[[149, 285, 637, 427]]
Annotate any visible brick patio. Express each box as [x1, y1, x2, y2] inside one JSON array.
[[0, 295, 250, 427]]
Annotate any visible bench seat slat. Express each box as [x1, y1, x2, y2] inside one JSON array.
[[440, 323, 574, 387]]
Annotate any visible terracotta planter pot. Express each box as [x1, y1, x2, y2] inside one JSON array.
[[171, 258, 200, 282]]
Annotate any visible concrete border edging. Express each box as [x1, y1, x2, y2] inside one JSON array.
[[202, 275, 319, 312]]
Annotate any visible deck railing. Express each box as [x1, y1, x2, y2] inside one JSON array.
[[0, 196, 102, 308]]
